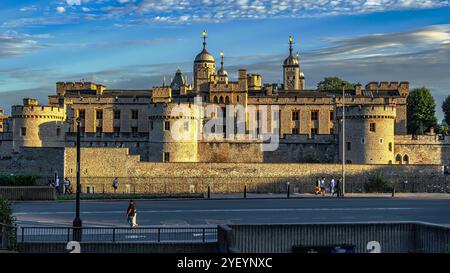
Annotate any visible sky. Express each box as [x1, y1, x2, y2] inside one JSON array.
[[0, 0, 449, 120]]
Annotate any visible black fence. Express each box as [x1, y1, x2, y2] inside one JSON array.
[[18, 226, 217, 243]]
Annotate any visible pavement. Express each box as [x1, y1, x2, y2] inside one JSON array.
[[208, 192, 450, 199], [12, 195, 450, 227]]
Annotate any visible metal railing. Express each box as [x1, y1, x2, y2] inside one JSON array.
[[18, 226, 217, 243]]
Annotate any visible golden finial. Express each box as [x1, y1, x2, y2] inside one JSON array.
[[220, 50, 224, 56], [289, 35, 293, 42], [202, 30, 207, 37]]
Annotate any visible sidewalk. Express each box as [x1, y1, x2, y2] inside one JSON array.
[[208, 192, 450, 200]]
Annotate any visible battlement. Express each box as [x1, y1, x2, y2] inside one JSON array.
[[12, 98, 65, 120], [395, 134, 450, 144], [151, 86, 172, 103], [336, 105, 396, 119], [248, 74, 262, 91], [365, 81, 409, 97], [56, 81, 106, 96]]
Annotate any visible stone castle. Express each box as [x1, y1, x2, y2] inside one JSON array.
[[0, 33, 449, 175]]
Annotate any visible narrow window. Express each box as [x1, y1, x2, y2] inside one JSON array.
[[114, 110, 121, 120], [370, 122, 376, 132], [131, 110, 138, 120], [163, 152, 170, 162], [164, 121, 170, 131], [96, 110, 103, 119], [346, 141, 351, 151]]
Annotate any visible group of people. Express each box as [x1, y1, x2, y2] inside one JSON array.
[[48, 177, 73, 195], [315, 177, 343, 197]]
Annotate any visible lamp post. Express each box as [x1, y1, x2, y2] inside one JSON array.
[[73, 117, 82, 241], [341, 85, 346, 197]]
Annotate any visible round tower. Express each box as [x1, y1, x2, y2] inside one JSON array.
[[336, 105, 396, 164], [193, 30, 216, 93], [148, 102, 202, 162], [11, 98, 66, 151]]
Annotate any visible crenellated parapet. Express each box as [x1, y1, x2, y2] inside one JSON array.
[[11, 98, 66, 150], [56, 81, 106, 97], [365, 81, 409, 97]]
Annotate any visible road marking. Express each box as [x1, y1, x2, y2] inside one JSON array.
[[14, 207, 418, 215]]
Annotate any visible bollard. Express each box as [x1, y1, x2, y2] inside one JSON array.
[[286, 182, 290, 199], [207, 186, 210, 199], [392, 186, 395, 197], [244, 185, 247, 198]]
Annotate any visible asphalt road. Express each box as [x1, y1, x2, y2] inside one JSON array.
[[12, 197, 450, 227]]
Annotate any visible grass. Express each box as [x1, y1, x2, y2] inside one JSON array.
[[55, 192, 205, 201]]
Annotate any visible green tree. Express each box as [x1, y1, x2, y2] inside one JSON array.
[[437, 125, 449, 135], [442, 94, 450, 125], [317, 76, 355, 91], [0, 197, 15, 225], [407, 87, 437, 134]]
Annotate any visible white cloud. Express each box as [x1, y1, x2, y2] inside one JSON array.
[[66, 0, 82, 5], [0, 31, 49, 58], [56, 6, 66, 14]]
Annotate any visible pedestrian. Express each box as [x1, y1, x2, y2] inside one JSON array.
[[334, 177, 342, 197], [315, 177, 321, 195], [64, 177, 70, 195], [126, 200, 138, 228], [55, 177, 61, 194], [329, 178, 335, 195], [320, 177, 325, 196], [112, 177, 119, 193]]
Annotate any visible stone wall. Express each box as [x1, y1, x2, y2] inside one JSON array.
[[0, 147, 65, 185], [394, 135, 450, 165], [63, 147, 446, 194]]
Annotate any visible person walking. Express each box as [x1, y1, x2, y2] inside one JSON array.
[[55, 176, 61, 195], [126, 200, 138, 228], [329, 178, 335, 195], [112, 177, 119, 193], [334, 177, 342, 197], [320, 177, 325, 196], [315, 178, 321, 195], [64, 177, 70, 195]]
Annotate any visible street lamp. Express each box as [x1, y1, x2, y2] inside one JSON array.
[[341, 85, 346, 197], [73, 117, 82, 241]]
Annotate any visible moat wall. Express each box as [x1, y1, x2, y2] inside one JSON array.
[[62, 148, 447, 194], [0, 147, 447, 193]]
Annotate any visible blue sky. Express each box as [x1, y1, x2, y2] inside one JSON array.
[[0, 0, 449, 120]]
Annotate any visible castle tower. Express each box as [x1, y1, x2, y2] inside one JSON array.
[[336, 105, 396, 164], [193, 30, 216, 93], [11, 98, 66, 151], [217, 51, 229, 84], [148, 102, 202, 162], [283, 35, 303, 91]]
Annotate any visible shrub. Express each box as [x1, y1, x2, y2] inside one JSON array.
[[0, 174, 38, 186], [0, 197, 15, 225], [364, 173, 394, 193], [0, 197, 17, 250]]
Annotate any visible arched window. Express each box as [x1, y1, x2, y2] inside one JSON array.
[[237, 96, 240, 102], [346, 160, 352, 164], [403, 155, 409, 164], [396, 154, 402, 164], [225, 96, 230, 104], [213, 96, 218, 104], [219, 96, 224, 104]]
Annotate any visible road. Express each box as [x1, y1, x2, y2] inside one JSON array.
[[12, 197, 450, 227]]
